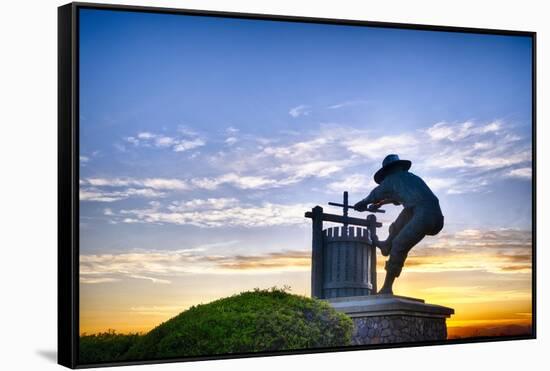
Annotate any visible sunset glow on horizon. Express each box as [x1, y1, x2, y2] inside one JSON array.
[[79, 225, 532, 335]]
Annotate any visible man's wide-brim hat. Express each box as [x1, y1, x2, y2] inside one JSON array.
[[374, 154, 412, 184]]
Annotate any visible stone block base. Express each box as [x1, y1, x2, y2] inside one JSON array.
[[350, 314, 447, 345], [327, 295, 454, 345]]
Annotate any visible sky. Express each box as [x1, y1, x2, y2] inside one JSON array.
[[78, 8, 533, 336]]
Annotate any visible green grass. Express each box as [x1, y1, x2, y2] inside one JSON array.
[[79, 287, 353, 363]]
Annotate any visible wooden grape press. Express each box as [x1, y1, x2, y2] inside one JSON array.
[[305, 191, 384, 299]]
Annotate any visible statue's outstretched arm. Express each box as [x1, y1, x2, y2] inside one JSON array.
[[355, 182, 393, 211], [366, 181, 393, 204]]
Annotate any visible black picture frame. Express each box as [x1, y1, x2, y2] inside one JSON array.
[[58, 2, 537, 368]]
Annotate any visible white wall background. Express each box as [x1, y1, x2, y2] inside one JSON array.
[[0, 0, 546, 369]]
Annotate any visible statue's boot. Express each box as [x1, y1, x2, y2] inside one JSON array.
[[374, 225, 399, 257], [376, 238, 392, 257]]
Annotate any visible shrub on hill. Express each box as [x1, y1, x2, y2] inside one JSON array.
[[79, 330, 141, 364], [123, 287, 353, 361]]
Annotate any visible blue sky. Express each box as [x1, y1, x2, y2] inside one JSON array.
[[78, 8, 533, 333]]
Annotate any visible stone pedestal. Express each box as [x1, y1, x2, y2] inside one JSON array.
[[327, 295, 454, 345]]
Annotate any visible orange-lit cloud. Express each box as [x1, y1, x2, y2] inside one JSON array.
[[81, 227, 531, 285], [401, 228, 532, 274], [80, 248, 311, 285]]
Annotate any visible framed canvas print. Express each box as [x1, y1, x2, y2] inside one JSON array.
[[58, 2, 536, 368]]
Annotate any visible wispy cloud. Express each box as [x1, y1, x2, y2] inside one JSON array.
[[406, 228, 532, 274], [327, 174, 375, 193], [125, 130, 205, 153], [225, 137, 238, 145], [80, 151, 100, 166], [426, 121, 500, 142], [421, 121, 530, 172], [190, 173, 279, 190], [289, 104, 310, 118], [80, 248, 311, 284], [128, 275, 171, 284], [167, 197, 240, 211], [114, 198, 311, 228], [347, 133, 419, 159], [79, 173, 287, 203], [85, 119, 531, 203], [297, 120, 530, 195], [223, 126, 239, 146], [80, 177, 189, 202], [207, 250, 310, 270], [82, 177, 189, 190], [328, 100, 369, 109], [421, 176, 489, 195], [80, 277, 121, 284], [506, 167, 532, 179], [238, 120, 528, 195], [210, 131, 352, 188], [80, 187, 166, 202]]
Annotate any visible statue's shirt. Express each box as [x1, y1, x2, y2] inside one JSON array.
[[365, 171, 440, 210]]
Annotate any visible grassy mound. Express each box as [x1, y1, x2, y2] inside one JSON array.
[[123, 288, 352, 361]]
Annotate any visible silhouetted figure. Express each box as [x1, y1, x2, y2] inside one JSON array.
[[354, 154, 444, 295]]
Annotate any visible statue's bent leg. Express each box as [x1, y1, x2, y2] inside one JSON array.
[[377, 208, 413, 256], [379, 213, 427, 295]]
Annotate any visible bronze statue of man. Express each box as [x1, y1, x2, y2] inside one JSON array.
[[354, 154, 444, 295]]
